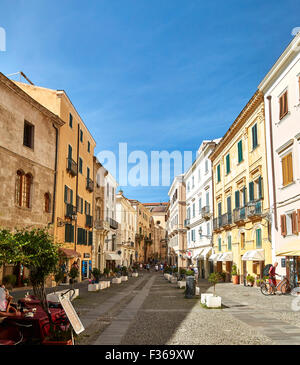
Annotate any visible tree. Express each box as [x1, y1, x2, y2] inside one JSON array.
[[208, 273, 221, 296], [0, 227, 60, 327]]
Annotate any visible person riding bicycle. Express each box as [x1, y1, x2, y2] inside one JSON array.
[[268, 262, 279, 295]]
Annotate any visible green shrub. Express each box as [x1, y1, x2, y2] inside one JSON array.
[[208, 273, 221, 295], [91, 268, 101, 282], [69, 266, 79, 280], [231, 265, 238, 276]]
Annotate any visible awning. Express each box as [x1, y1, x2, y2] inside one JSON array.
[[200, 247, 212, 259], [209, 253, 222, 262], [218, 252, 233, 262], [242, 249, 264, 261], [105, 253, 122, 261], [59, 248, 81, 258], [276, 240, 300, 256], [192, 248, 204, 260]]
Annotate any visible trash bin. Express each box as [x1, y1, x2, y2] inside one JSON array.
[[185, 275, 195, 299]]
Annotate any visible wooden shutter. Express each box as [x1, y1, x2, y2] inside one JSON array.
[[297, 210, 300, 234], [281, 215, 287, 237], [287, 153, 293, 184], [292, 212, 298, 235], [282, 155, 288, 186], [279, 91, 288, 119]]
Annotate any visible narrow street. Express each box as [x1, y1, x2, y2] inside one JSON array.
[[19, 270, 300, 345]]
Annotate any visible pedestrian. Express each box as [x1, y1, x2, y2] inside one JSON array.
[[268, 262, 279, 295], [146, 263, 150, 271], [155, 264, 158, 272]]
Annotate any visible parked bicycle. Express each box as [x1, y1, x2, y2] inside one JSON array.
[[260, 275, 291, 296]]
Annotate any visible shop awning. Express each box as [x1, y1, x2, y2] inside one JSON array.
[[242, 249, 264, 261], [276, 239, 300, 256], [218, 252, 233, 262], [192, 248, 204, 260], [105, 253, 122, 261], [59, 248, 81, 258], [200, 247, 212, 259], [208, 253, 222, 262]]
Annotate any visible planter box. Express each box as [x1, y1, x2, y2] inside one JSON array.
[[112, 278, 122, 284], [88, 284, 99, 291], [132, 273, 138, 278], [200, 293, 213, 304], [232, 275, 239, 285], [98, 282, 107, 290], [47, 289, 79, 302], [121, 276, 128, 282], [206, 295, 222, 308], [177, 281, 186, 288]]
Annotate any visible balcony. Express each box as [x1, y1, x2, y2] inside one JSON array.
[[66, 158, 77, 176], [65, 203, 76, 219], [86, 178, 94, 192], [221, 212, 233, 227], [86, 214, 93, 227], [94, 219, 110, 231], [213, 216, 222, 231], [233, 206, 247, 223], [201, 206, 211, 219], [109, 218, 118, 230], [247, 200, 262, 219]]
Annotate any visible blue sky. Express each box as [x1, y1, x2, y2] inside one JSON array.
[[1, 0, 299, 202]]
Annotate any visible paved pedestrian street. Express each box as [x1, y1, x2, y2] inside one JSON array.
[[27, 270, 300, 345]]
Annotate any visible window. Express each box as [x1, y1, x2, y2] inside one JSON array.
[[207, 222, 210, 236], [15, 170, 32, 208], [252, 123, 258, 150], [23, 121, 34, 149], [88, 141, 90, 153], [217, 164, 221, 182], [77, 196, 83, 214], [206, 191, 209, 207], [238, 140, 243, 163], [69, 113, 73, 128], [249, 181, 254, 202], [65, 224, 74, 243], [226, 154, 230, 174], [218, 237, 221, 251], [281, 152, 293, 186], [241, 232, 245, 249], [191, 229, 195, 242], [192, 203, 195, 218], [79, 158, 83, 174], [64, 185, 73, 205], [187, 207, 190, 219], [228, 235, 232, 251], [256, 228, 262, 248], [85, 201, 91, 215], [44, 193, 50, 213], [279, 90, 288, 119], [199, 198, 202, 213], [235, 190, 240, 209], [80, 129, 83, 142]]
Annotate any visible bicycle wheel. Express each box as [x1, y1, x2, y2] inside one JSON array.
[[260, 282, 270, 296], [280, 282, 291, 295]]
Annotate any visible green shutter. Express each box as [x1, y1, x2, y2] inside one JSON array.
[[81, 198, 83, 214], [217, 164, 221, 182], [228, 235, 232, 250], [243, 186, 247, 206], [258, 176, 263, 199], [218, 238, 221, 251], [64, 185, 68, 203], [226, 154, 230, 174], [238, 140, 243, 163], [235, 191, 240, 209], [68, 145, 72, 159], [252, 124, 258, 149], [70, 190, 73, 205], [87, 167, 90, 179], [65, 224, 69, 242], [88, 231, 93, 246], [71, 225, 74, 243], [249, 182, 254, 202], [256, 229, 262, 248]]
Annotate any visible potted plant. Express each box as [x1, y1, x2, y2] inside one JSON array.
[[218, 272, 226, 282], [103, 268, 110, 278], [69, 266, 79, 285], [91, 268, 101, 283], [247, 274, 255, 287], [205, 273, 222, 308], [231, 265, 239, 285]]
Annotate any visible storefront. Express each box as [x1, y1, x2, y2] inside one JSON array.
[[241, 249, 265, 285], [105, 252, 122, 271], [218, 252, 233, 282], [81, 253, 92, 279], [59, 248, 81, 282], [276, 240, 300, 288]]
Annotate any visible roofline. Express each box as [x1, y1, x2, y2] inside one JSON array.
[[258, 33, 300, 92], [0, 73, 64, 128]]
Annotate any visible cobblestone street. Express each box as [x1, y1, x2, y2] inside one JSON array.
[[16, 270, 300, 345]]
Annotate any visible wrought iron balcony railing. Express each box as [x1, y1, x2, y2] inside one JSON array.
[[109, 218, 118, 230], [247, 199, 262, 218], [65, 203, 76, 219], [86, 178, 94, 192], [66, 158, 77, 176]]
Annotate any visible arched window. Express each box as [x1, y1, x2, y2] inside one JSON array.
[[15, 170, 24, 206], [44, 193, 51, 213]]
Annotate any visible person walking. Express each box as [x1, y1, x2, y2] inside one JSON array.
[[146, 263, 150, 272], [155, 264, 159, 272]]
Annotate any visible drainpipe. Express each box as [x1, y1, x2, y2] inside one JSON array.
[[52, 124, 58, 225], [267, 96, 278, 231], [75, 123, 80, 252]]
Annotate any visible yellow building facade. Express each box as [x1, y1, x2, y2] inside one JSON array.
[[15, 82, 96, 281], [210, 91, 272, 284]]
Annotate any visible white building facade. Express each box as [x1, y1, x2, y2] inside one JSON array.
[[259, 33, 300, 286], [184, 140, 220, 278]]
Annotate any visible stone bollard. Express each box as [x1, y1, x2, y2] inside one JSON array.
[[185, 276, 195, 299]]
